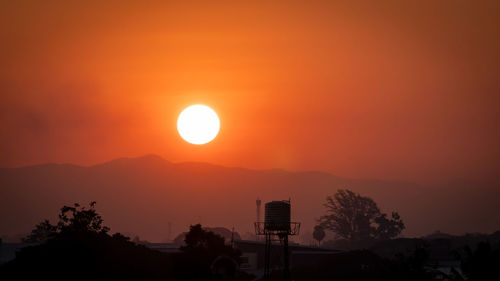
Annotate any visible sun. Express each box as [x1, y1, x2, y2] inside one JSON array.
[[177, 105, 220, 145]]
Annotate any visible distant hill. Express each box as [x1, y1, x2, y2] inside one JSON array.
[[1, 155, 499, 241]]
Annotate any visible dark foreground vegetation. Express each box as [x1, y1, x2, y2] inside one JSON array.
[[291, 242, 500, 281], [0, 202, 250, 281], [1, 201, 499, 281]]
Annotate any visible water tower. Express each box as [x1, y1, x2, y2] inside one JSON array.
[[255, 200, 300, 281]]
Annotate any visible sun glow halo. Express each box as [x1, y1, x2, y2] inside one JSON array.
[[177, 105, 220, 145]]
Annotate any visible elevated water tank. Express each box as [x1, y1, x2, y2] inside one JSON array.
[[264, 201, 291, 231]]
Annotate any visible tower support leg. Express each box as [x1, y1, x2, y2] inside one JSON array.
[[264, 233, 271, 280], [282, 235, 290, 281]]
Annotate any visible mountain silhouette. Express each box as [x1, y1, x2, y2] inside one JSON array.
[[1, 154, 499, 241]]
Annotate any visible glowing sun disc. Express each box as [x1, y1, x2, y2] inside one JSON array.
[[177, 105, 220, 145]]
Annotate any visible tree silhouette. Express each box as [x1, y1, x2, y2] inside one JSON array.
[[313, 225, 326, 246], [23, 219, 58, 243], [319, 189, 404, 241], [3, 201, 176, 281], [57, 201, 110, 233], [23, 201, 109, 243], [176, 224, 241, 281], [181, 224, 238, 256], [373, 212, 405, 240]]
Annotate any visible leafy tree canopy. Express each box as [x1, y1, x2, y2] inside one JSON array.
[[176, 224, 242, 281], [23, 201, 109, 243], [319, 189, 405, 241]]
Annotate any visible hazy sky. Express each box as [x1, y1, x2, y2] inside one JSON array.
[[1, 0, 499, 184]]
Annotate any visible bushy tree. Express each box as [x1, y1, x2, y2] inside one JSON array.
[[56, 201, 110, 234], [319, 189, 404, 241], [176, 224, 241, 281], [374, 212, 405, 240], [23, 201, 109, 243], [4, 202, 175, 281], [23, 219, 58, 243]]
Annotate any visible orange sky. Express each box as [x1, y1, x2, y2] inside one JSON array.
[[1, 0, 499, 184]]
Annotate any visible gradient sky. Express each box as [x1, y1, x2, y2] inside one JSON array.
[[1, 0, 499, 185]]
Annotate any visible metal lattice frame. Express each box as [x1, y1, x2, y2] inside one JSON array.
[[254, 222, 300, 281], [254, 222, 301, 237]]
